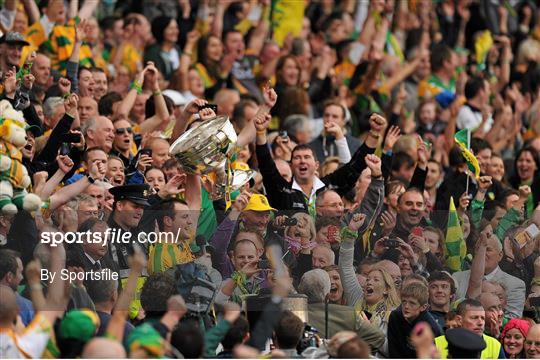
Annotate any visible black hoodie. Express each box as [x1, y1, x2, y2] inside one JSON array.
[[387, 305, 443, 358]]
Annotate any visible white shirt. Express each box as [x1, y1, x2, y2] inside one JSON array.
[[457, 104, 493, 133], [483, 266, 501, 281], [84, 252, 101, 268], [0, 314, 51, 358], [292, 176, 326, 212]]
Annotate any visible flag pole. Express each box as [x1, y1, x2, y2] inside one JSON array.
[[465, 128, 471, 195]]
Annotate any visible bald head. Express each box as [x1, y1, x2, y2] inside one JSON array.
[[31, 53, 51, 87], [82, 337, 126, 358], [377, 260, 402, 284], [214, 89, 240, 118], [83, 116, 115, 152], [0, 285, 18, 326], [526, 324, 540, 358]]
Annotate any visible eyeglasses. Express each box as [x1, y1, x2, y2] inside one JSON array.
[[526, 340, 540, 348], [115, 127, 133, 135]]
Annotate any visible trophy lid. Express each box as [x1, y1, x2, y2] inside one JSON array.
[[169, 116, 237, 156]]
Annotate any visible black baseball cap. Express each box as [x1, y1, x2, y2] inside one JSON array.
[[0, 32, 30, 46]]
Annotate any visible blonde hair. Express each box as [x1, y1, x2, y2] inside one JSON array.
[[393, 135, 417, 156], [286, 212, 316, 241], [320, 156, 341, 177], [368, 267, 401, 308]]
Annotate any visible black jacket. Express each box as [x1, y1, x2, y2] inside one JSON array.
[[255, 142, 375, 212], [387, 306, 443, 358]]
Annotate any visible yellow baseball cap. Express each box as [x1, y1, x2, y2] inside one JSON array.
[[244, 194, 276, 212], [231, 161, 250, 171]]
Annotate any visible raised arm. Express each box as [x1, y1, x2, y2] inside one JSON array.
[[36, 155, 75, 201], [105, 246, 146, 341], [115, 67, 146, 120], [237, 86, 277, 147], [466, 228, 489, 299], [78, 0, 99, 19], [170, 99, 208, 142], [339, 214, 366, 306], [138, 64, 170, 133], [21, 0, 40, 25], [247, 10, 269, 55], [48, 159, 106, 210]]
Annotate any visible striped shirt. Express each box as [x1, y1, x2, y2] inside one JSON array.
[[147, 240, 194, 274]]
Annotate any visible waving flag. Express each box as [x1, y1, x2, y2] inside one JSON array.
[[454, 129, 481, 179]]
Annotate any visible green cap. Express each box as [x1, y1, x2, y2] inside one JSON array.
[[59, 309, 100, 341], [127, 323, 165, 358]]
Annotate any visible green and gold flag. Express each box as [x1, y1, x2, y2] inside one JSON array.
[[454, 129, 481, 179], [445, 197, 467, 272]]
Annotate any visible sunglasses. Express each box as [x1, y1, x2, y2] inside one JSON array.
[[115, 127, 133, 135]]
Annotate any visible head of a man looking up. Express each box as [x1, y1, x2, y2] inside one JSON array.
[[291, 144, 319, 184]]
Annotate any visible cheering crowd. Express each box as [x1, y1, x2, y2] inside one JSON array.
[[1, 0, 540, 358]]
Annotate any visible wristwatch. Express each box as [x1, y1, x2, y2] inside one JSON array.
[[87, 175, 95, 184]]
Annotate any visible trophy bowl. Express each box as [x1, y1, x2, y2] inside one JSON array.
[[169, 116, 237, 175]]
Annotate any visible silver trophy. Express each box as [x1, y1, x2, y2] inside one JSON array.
[[169, 116, 254, 200]]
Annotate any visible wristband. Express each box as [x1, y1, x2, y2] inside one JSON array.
[[256, 130, 266, 135], [341, 227, 358, 241], [369, 130, 381, 139], [131, 80, 143, 95], [153, 90, 162, 96]]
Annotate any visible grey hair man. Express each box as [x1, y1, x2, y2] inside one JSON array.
[[43, 97, 65, 130], [299, 271, 385, 351], [282, 114, 312, 145], [82, 116, 115, 152], [298, 269, 331, 303]]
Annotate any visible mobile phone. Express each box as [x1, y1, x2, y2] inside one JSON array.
[[514, 224, 540, 249], [139, 148, 152, 157], [258, 259, 270, 270], [60, 132, 82, 144], [199, 103, 218, 113], [60, 142, 71, 156], [412, 227, 424, 237], [282, 217, 297, 226], [385, 238, 399, 248]]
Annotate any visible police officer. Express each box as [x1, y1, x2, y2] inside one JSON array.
[[107, 184, 151, 278]]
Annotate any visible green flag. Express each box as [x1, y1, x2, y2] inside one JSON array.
[[445, 197, 467, 272], [454, 129, 481, 179]]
